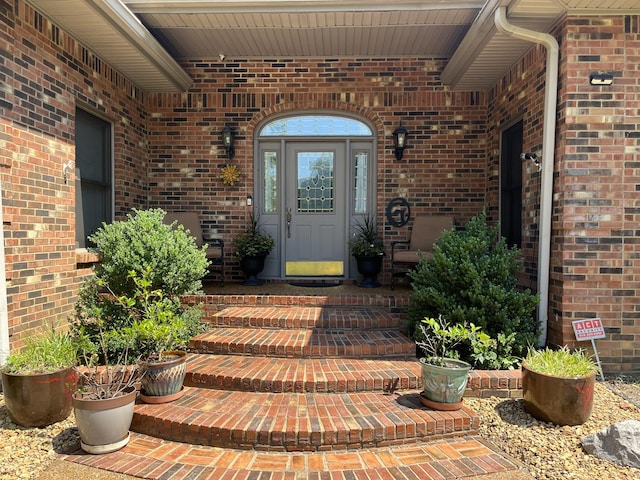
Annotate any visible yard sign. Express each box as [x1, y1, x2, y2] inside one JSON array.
[[571, 318, 605, 381]]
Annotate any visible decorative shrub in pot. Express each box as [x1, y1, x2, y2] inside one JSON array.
[[101, 268, 202, 404], [232, 213, 275, 286], [415, 315, 520, 410], [415, 316, 472, 410], [0, 327, 77, 427], [348, 214, 385, 288], [522, 346, 598, 426]]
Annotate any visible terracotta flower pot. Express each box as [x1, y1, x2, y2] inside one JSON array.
[[522, 363, 595, 426]]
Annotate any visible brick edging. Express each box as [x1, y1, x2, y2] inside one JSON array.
[[465, 369, 523, 399]]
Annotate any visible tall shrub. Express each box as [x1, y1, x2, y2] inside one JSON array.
[[73, 208, 208, 363], [408, 211, 539, 357]]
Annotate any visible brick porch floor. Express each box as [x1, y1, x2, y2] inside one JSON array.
[[59, 282, 528, 479]]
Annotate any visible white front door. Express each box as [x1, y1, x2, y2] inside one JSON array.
[[284, 142, 346, 276]]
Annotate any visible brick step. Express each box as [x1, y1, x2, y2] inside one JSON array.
[[60, 431, 526, 479], [185, 354, 422, 393], [189, 328, 414, 358], [204, 306, 404, 330], [131, 387, 479, 451]]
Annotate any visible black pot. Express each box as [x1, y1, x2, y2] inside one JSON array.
[[240, 254, 267, 285], [354, 254, 383, 288]]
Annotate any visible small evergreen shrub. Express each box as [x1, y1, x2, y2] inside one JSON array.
[[408, 211, 539, 359], [73, 208, 207, 363], [89, 208, 209, 296]]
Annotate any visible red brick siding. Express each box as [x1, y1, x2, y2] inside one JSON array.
[[554, 15, 640, 374], [0, 1, 147, 346], [146, 59, 489, 282]]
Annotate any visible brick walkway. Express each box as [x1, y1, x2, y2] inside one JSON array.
[[60, 287, 527, 479]]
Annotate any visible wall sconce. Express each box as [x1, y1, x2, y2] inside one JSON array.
[[392, 124, 408, 160], [521, 152, 541, 172], [221, 125, 235, 159], [589, 73, 613, 86]]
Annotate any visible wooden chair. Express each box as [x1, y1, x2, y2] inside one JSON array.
[[163, 212, 225, 286], [390, 215, 454, 289]]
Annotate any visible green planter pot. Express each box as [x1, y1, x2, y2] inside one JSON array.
[[522, 363, 595, 426], [1, 367, 77, 427], [139, 350, 187, 403], [420, 357, 471, 409]]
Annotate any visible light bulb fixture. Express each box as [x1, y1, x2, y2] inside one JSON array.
[[392, 124, 408, 160], [221, 125, 235, 159], [589, 72, 613, 86]]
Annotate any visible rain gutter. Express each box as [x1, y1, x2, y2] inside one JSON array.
[[494, 6, 558, 345], [0, 181, 9, 365]]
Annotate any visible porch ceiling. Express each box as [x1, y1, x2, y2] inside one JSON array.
[[25, 0, 640, 93]]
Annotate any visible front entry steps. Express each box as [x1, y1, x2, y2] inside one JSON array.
[[60, 431, 527, 479], [129, 304, 480, 452], [132, 388, 478, 451], [60, 292, 529, 479], [185, 355, 421, 393]]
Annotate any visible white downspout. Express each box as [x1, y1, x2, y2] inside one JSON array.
[[495, 7, 558, 346], [0, 180, 9, 365]]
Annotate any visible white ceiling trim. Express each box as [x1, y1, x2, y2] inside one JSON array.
[[26, 0, 193, 92]]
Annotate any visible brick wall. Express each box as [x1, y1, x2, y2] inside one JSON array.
[[552, 15, 640, 374], [0, 0, 148, 346], [488, 15, 640, 374], [146, 59, 489, 282]]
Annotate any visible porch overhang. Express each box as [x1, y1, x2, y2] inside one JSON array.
[[24, 1, 640, 93]]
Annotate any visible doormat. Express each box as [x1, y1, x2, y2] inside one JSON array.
[[288, 281, 343, 288]]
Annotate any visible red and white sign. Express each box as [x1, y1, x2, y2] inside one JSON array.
[[572, 318, 606, 341]]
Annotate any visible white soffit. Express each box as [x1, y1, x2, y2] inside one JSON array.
[[23, 0, 640, 93], [25, 0, 193, 92]]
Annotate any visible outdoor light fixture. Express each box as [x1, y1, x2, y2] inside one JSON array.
[[221, 125, 235, 159], [392, 124, 408, 160], [589, 72, 613, 86]]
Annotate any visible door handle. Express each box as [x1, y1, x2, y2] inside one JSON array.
[[286, 208, 292, 238]]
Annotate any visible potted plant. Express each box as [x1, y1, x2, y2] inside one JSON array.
[[0, 327, 78, 427], [72, 331, 140, 454], [109, 268, 202, 403], [232, 213, 275, 285], [348, 214, 385, 288], [522, 346, 598, 426], [415, 315, 472, 411]]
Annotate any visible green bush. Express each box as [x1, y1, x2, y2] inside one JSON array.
[[73, 208, 207, 364], [408, 211, 539, 359], [524, 347, 598, 377], [416, 316, 519, 370], [2, 327, 77, 375], [90, 208, 209, 296]]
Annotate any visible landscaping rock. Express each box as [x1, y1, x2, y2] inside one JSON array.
[[581, 419, 640, 468]]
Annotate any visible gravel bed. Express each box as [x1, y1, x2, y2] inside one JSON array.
[[467, 382, 640, 480], [2, 382, 640, 479]]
